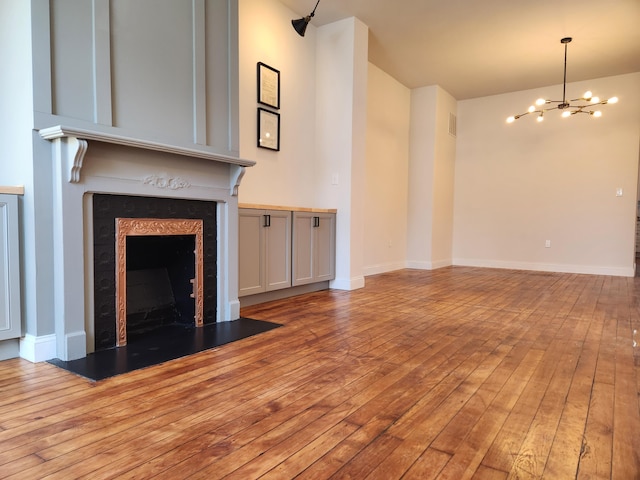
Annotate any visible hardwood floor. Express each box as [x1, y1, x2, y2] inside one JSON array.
[[0, 267, 638, 479]]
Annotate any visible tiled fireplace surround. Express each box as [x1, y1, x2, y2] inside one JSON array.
[[36, 126, 254, 361]]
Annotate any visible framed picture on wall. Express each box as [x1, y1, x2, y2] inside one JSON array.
[[257, 62, 280, 109], [257, 108, 280, 151]]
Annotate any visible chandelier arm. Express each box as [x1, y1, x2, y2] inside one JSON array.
[[562, 42, 568, 105]]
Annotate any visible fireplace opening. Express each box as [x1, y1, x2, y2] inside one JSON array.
[[125, 234, 196, 343]]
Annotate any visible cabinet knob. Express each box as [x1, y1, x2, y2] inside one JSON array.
[[264, 214, 271, 227]]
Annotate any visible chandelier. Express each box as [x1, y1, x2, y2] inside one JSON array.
[[507, 37, 618, 123]]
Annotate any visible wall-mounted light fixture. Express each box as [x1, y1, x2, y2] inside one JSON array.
[[292, 0, 321, 37], [507, 37, 618, 124]]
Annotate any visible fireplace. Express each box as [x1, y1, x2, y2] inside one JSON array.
[[93, 194, 216, 350], [37, 126, 254, 361]]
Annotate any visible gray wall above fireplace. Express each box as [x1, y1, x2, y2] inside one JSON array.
[[32, 0, 240, 158]]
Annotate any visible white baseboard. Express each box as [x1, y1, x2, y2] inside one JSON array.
[[20, 334, 57, 362], [363, 261, 406, 277], [452, 258, 635, 277], [228, 299, 241, 320], [405, 259, 452, 270], [330, 275, 365, 291]]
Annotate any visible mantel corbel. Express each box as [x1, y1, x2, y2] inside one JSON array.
[[230, 165, 246, 196], [36, 133, 88, 183], [39, 128, 90, 184]]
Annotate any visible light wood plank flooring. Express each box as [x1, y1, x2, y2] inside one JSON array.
[[0, 267, 639, 479]]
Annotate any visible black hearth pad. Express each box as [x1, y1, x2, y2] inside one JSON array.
[[48, 318, 282, 381]]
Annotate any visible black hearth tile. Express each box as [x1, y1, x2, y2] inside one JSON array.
[[48, 318, 281, 382]]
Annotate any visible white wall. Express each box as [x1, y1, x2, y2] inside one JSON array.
[[407, 86, 437, 267], [453, 72, 640, 276], [315, 17, 368, 290], [432, 87, 457, 266], [364, 64, 410, 275], [238, 3, 369, 290], [407, 85, 457, 269], [237, 0, 317, 207]]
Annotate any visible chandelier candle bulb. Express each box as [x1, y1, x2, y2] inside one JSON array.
[[506, 37, 619, 124]]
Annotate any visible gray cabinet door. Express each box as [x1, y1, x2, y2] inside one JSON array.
[[238, 209, 265, 297], [239, 209, 292, 297], [0, 195, 21, 341], [265, 210, 291, 291], [292, 212, 336, 286], [292, 212, 314, 286], [314, 213, 336, 282]]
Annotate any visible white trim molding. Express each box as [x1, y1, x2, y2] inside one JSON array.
[[330, 275, 365, 291], [452, 258, 635, 277], [363, 261, 407, 277], [405, 259, 452, 271], [20, 334, 57, 362]]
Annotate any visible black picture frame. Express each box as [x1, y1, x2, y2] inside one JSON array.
[[257, 108, 280, 151], [257, 62, 280, 109]]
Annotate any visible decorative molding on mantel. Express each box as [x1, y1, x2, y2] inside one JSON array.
[[143, 173, 191, 190], [38, 125, 256, 171]]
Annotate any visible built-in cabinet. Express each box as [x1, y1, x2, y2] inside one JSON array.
[[238, 209, 292, 297], [0, 193, 21, 341], [239, 206, 336, 300], [292, 212, 336, 286]]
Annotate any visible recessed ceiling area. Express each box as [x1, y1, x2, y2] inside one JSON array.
[[279, 0, 640, 100]]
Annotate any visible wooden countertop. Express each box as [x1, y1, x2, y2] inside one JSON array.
[[0, 186, 24, 195], [239, 203, 337, 214]]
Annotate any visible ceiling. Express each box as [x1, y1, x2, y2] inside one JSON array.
[[278, 0, 640, 100]]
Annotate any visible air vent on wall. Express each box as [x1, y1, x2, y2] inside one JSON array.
[[448, 113, 457, 137]]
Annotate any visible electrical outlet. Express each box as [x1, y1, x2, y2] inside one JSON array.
[[545, 240, 551, 248]]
